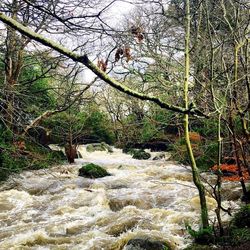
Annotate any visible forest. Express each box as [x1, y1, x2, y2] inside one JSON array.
[[0, 0, 250, 249]]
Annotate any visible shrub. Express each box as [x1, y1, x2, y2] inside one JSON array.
[[232, 205, 250, 228], [170, 137, 217, 170], [185, 224, 214, 245]]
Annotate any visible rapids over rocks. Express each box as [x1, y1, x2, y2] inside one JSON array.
[[0, 146, 242, 250]]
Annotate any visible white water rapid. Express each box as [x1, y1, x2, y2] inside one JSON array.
[[0, 146, 242, 249]]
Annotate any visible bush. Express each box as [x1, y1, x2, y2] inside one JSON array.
[[0, 129, 65, 181], [185, 224, 214, 245], [0, 150, 27, 181], [232, 205, 250, 228], [230, 228, 250, 245], [170, 137, 217, 170]]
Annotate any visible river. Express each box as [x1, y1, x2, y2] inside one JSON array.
[[0, 146, 242, 249]]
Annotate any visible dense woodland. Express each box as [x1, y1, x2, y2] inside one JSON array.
[[0, 0, 250, 249]]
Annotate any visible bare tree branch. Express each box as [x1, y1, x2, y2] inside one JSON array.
[[0, 12, 208, 117]]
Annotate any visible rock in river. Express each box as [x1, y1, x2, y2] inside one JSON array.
[[78, 163, 111, 178]]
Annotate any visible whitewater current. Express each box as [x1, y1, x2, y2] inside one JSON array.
[[0, 146, 242, 249]]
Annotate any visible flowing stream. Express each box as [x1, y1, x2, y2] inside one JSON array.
[[0, 146, 243, 250]]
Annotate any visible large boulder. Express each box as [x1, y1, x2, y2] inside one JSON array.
[[122, 146, 137, 155], [86, 142, 113, 153], [122, 147, 151, 160], [125, 237, 171, 250], [78, 163, 111, 178], [132, 149, 151, 160], [124, 141, 172, 152]]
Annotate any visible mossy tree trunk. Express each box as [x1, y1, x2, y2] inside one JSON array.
[[184, 0, 209, 229], [215, 114, 223, 235]]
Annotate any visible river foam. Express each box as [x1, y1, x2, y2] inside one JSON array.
[[0, 146, 241, 249]]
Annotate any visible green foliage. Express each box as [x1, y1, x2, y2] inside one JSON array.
[[140, 118, 161, 142], [43, 107, 115, 145], [232, 205, 250, 228], [78, 163, 111, 178], [1, 128, 13, 143], [195, 143, 218, 170], [170, 137, 217, 170], [83, 111, 115, 144], [43, 111, 86, 144], [230, 228, 250, 245], [184, 244, 213, 250], [0, 150, 27, 181], [191, 119, 218, 138], [3, 55, 57, 123], [185, 223, 214, 245], [118, 108, 172, 147], [185, 206, 250, 249], [0, 123, 65, 181]]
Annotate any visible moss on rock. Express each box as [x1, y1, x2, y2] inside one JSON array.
[[132, 149, 151, 160], [86, 142, 113, 153], [78, 163, 111, 178]]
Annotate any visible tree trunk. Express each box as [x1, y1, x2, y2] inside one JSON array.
[[184, 0, 209, 229]]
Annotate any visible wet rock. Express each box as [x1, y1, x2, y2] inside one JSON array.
[[122, 146, 137, 155], [108, 197, 154, 211], [78, 163, 111, 178], [222, 189, 241, 201], [132, 150, 151, 160], [66, 224, 85, 235], [105, 216, 140, 236], [153, 153, 166, 161], [122, 147, 150, 159], [86, 142, 113, 153], [125, 237, 170, 250], [124, 141, 172, 152], [108, 184, 128, 190], [76, 150, 83, 159]]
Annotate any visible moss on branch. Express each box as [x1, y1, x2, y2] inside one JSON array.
[[0, 12, 207, 117]]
